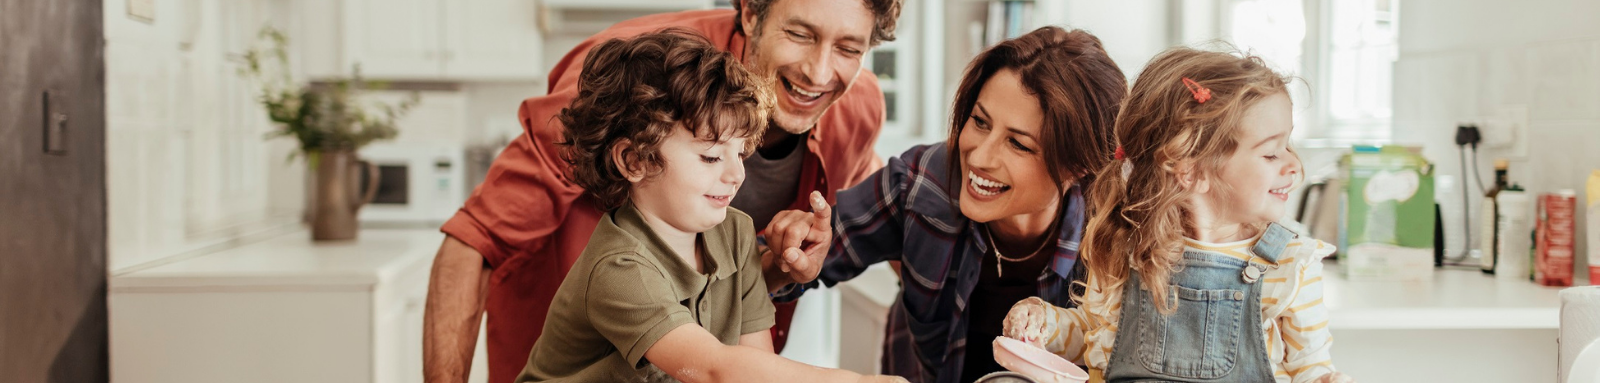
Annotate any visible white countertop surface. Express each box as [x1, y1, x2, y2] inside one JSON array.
[[838, 260, 1576, 330], [1324, 262, 1574, 330], [110, 229, 443, 291]]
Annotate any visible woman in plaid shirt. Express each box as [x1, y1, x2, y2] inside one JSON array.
[[763, 26, 1127, 382]]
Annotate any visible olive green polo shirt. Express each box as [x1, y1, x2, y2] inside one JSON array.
[[516, 204, 776, 382]]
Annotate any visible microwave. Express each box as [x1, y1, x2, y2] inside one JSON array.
[[358, 143, 467, 226]]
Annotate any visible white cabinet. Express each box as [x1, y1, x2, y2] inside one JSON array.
[[537, 0, 711, 35], [342, 0, 542, 80], [343, 0, 443, 77], [837, 263, 899, 374], [109, 229, 441, 383], [1321, 266, 1563, 383], [444, 0, 545, 78]]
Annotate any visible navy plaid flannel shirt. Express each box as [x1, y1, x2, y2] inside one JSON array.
[[776, 143, 1087, 383]]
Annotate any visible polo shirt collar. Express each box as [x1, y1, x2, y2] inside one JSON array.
[[612, 204, 737, 300]]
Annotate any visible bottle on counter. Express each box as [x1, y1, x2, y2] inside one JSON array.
[[1481, 159, 1511, 274], [1495, 184, 1531, 281]]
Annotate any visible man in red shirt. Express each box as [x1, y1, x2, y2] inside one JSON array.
[[422, 1, 902, 382]]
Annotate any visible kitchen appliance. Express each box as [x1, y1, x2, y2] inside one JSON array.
[[358, 143, 466, 227]]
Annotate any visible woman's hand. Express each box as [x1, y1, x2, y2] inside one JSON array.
[[762, 191, 833, 293], [1002, 297, 1052, 348]]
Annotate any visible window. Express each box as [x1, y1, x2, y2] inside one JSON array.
[[1322, 0, 1397, 140], [1226, 0, 1398, 141], [1228, 0, 1313, 138]]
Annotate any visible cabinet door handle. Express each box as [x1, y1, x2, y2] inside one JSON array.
[[43, 90, 67, 155]]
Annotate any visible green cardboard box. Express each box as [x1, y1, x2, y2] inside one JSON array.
[[1339, 145, 1436, 281]]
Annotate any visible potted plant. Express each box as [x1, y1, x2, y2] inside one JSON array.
[[239, 27, 418, 241]]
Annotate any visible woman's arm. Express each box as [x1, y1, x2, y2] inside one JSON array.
[[766, 146, 936, 297]]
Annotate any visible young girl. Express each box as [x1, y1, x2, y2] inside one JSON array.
[[516, 30, 903, 383], [1003, 47, 1355, 383]]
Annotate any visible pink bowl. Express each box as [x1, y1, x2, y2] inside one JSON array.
[[992, 336, 1089, 383]]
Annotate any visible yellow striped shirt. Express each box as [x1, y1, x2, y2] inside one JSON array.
[[1036, 235, 1340, 383]]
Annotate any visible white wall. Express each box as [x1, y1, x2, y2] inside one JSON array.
[[1393, 0, 1600, 277], [1059, 0, 1175, 80], [464, 82, 542, 145], [105, 0, 305, 273]]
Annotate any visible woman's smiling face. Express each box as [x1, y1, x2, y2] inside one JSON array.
[[957, 68, 1063, 226]]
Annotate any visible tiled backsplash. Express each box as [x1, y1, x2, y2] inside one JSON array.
[[1390, 0, 1600, 277]]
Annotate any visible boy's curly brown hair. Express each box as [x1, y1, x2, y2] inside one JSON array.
[[558, 29, 773, 211]]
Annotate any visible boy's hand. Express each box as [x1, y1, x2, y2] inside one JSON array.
[[762, 191, 833, 290], [1002, 297, 1052, 348]]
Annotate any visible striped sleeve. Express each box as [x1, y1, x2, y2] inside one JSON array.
[[1279, 241, 1338, 383], [1039, 303, 1092, 365]]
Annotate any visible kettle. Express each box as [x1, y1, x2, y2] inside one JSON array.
[[1295, 177, 1342, 248]]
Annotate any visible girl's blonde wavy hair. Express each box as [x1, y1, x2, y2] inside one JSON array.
[[1078, 46, 1296, 313]]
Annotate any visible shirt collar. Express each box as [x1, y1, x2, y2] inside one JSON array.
[[727, 25, 748, 79], [1048, 185, 1087, 278], [611, 204, 737, 300], [1180, 222, 1296, 263], [969, 184, 1087, 280]]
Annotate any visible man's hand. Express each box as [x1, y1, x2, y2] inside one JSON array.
[[762, 191, 833, 293]]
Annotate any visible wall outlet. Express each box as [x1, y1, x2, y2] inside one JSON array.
[[127, 0, 154, 22], [1481, 104, 1529, 158]]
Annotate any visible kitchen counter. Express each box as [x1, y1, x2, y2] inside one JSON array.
[[111, 229, 443, 291], [835, 260, 1574, 382], [1323, 262, 1570, 330], [1323, 262, 1573, 383], [110, 229, 448, 383]]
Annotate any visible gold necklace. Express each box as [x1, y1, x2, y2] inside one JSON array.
[[985, 225, 1053, 278]]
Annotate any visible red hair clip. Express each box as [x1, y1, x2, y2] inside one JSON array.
[[1113, 146, 1126, 160], [1182, 77, 1211, 104]]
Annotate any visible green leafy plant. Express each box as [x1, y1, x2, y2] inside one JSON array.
[[238, 27, 419, 159]]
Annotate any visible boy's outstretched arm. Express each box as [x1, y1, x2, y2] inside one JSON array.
[[646, 323, 906, 383]]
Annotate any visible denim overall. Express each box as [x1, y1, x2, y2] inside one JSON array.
[[1103, 224, 1297, 383]]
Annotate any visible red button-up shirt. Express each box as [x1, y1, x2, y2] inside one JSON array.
[[439, 9, 884, 383]]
